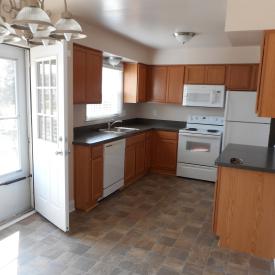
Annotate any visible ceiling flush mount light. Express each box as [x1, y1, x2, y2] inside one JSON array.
[[173, 32, 196, 44], [50, 0, 87, 42], [0, 0, 87, 46], [108, 56, 122, 67]]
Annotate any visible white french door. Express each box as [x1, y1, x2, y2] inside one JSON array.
[[0, 44, 31, 223], [30, 43, 69, 232]]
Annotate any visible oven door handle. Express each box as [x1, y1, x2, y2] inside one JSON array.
[[179, 133, 221, 139]]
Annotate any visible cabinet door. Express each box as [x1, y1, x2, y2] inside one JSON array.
[[226, 64, 254, 91], [135, 140, 146, 177], [205, 65, 226, 84], [185, 65, 205, 84], [123, 63, 138, 103], [166, 66, 185, 104], [152, 131, 178, 174], [91, 145, 103, 201], [257, 31, 275, 117], [86, 49, 103, 103], [250, 64, 259, 91], [124, 144, 136, 184], [145, 131, 153, 172], [74, 145, 93, 210], [73, 45, 86, 104], [150, 66, 167, 103], [138, 64, 147, 102], [91, 156, 103, 201]]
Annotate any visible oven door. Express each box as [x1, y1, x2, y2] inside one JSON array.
[[178, 133, 221, 166]]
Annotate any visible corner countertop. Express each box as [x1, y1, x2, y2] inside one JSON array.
[[73, 118, 186, 146], [216, 144, 275, 173]]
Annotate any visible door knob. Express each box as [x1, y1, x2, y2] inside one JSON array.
[[55, 151, 63, 156]]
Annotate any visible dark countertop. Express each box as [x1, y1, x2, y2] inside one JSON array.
[[73, 118, 186, 146], [216, 144, 275, 173]]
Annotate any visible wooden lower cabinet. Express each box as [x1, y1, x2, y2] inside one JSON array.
[[124, 143, 136, 183], [151, 131, 178, 175], [213, 166, 275, 259], [74, 144, 103, 211], [124, 133, 146, 185]]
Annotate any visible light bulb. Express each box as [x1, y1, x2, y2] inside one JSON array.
[[29, 23, 38, 34], [64, 33, 72, 41]]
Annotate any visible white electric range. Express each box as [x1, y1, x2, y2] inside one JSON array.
[[177, 115, 224, 182]]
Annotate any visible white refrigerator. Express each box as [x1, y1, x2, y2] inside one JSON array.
[[223, 91, 271, 149]]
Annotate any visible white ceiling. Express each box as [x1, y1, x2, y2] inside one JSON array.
[[46, 0, 262, 49]]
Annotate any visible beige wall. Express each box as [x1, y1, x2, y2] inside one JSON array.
[[226, 0, 275, 31], [152, 46, 261, 64]]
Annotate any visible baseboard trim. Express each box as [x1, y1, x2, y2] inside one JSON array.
[[0, 210, 36, 231], [69, 200, 75, 213]]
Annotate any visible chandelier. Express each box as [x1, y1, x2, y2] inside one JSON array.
[[0, 0, 87, 46]]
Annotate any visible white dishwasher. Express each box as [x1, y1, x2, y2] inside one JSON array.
[[103, 139, 126, 198]]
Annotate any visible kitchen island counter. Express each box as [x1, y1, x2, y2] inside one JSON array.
[[215, 143, 275, 174]]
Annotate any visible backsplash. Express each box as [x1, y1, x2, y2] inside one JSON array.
[[136, 103, 225, 122], [74, 102, 225, 128]]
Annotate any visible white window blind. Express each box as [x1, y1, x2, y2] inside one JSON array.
[[86, 66, 123, 120]]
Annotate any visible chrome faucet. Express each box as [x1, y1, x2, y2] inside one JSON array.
[[107, 120, 122, 130]]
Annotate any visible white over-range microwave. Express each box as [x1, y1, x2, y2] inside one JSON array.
[[182, 85, 225, 108]]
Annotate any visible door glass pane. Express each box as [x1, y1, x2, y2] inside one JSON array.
[[37, 88, 43, 113], [0, 119, 20, 175], [51, 59, 57, 87], [36, 58, 57, 144], [38, 115, 45, 139], [0, 58, 17, 117], [186, 141, 210, 152], [44, 60, 50, 87], [44, 89, 50, 114], [37, 61, 43, 87], [51, 89, 57, 115]]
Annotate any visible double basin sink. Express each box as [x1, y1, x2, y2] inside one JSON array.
[[99, 127, 140, 135]]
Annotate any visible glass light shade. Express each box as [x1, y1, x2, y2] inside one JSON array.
[[12, 6, 55, 33], [0, 16, 10, 36], [50, 18, 86, 41], [173, 32, 196, 44], [30, 29, 58, 46], [108, 56, 122, 67], [3, 23, 21, 43]]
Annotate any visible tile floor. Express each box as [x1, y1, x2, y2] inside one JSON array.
[[0, 174, 274, 275]]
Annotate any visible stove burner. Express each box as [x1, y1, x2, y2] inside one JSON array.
[[185, 128, 198, 131], [207, 129, 219, 133]]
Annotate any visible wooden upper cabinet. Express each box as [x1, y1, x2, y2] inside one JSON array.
[[86, 50, 103, 104], [73, 44, 103, 104], [257, 30, 275, 117], [123, 63, 148, 103], [185, 65, 205, 84], [137, 64, 147, 102], [166, 66, 185, 104], [205, 65, 226, 84], [73, 46, 86, 103], [226, 64, 258, 91], [149, 66, 168, 103]]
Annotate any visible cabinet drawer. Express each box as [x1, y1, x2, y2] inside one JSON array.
[[155, 131, 178, 140], [126, 133, 146, 146], [92, 144, 103, 159]]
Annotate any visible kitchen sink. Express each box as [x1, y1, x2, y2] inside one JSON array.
[[99, 127, 140, 134]]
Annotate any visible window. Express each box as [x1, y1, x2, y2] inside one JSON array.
[[0, 58, 21, 176], [86, 66, 123, 120]]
